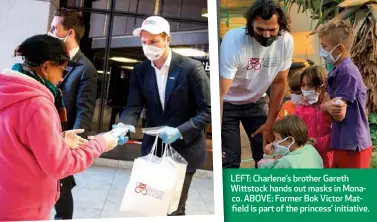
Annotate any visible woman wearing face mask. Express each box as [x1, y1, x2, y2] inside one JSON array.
[[259, 115, 323, 169], [0, 34, 122, 221], [294, 65, 333, 168]]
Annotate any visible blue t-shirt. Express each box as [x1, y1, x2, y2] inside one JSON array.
[[326, 57, 372, 150]]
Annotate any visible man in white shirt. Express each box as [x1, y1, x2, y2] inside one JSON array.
[[118, 16, 211, 216], [220, 0, 294, 168], [48, 8, 98, 219]]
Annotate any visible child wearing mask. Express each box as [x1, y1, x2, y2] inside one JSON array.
[[258, 115, 323, 169], [276, 71, 302, 120], [317, 19, 372, 168], [295, 65, 333, 168]]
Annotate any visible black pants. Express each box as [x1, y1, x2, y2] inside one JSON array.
[[54, 176, 75, 219], [221, 97, 268, 168], [169, 171, 195, 216]]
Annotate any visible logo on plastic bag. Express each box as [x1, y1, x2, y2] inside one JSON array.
[[135, 182, 164, 199]]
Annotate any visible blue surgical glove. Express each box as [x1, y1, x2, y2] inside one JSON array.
[[112, 123, 134, 145], [117, 136, 129, 145], [112, 123, 136, 133], [159, 127, 182, 144]]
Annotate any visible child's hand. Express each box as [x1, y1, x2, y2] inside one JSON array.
[[264, 143, 274, 155], [273, 155, 283, 160], [331, 97, 347, 114], [330, 97, 347, 121]]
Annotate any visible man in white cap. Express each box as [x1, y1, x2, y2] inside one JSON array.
[[116, 16, 211, 216]]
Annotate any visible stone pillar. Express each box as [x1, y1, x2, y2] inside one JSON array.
[[0, 0, 60, 69]]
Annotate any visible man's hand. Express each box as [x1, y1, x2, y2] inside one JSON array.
[[263, 143, 274, 155], [159, 127, 182, 144], [252, 123, 275, 149], [112, 123, 136, 133]]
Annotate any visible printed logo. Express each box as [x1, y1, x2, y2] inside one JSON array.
[[143, 19, 156, 26], [135, 182, 148, 195], [202, 61, 210, 72], [247, 56, 281, 70], [247, 58, 262, 70], [134, 182, 164, 200]]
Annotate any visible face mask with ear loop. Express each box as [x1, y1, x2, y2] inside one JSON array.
[[48, 29, 72, 43], [142, 39, 169, 61], [320, 44, 342, 64], [272, 136, 295, 155]]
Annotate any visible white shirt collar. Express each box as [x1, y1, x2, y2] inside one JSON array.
[[151, 49, 172, 70], [69, 47, 80, 60]]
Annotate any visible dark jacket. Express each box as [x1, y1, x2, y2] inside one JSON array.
[[120, 52, 211, 172], [58, 49, 97, 190], [59, 49, 98, 137]]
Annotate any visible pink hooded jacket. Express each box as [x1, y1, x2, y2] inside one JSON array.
[[0, 69, 107, 221], [294, 104, 334, 168]]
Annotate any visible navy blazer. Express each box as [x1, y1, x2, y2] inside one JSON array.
[[59, 50, 98, 138], [120, 52, 211, 172]]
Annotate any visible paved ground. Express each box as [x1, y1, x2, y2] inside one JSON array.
[[50, 165, 214, 219]]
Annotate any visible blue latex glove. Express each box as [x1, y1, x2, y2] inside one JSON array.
[[112, 123, 135, 133], [117, 136, 129, 145], [159, 127, 182, 144], [112, 123, 135, 145]]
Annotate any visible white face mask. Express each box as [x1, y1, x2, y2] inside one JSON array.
[[273, 137, 295, 155], [301, 89, 319, 104], [48, 30, 71, 43], [320, 45, 341, 65], [142, 44, 166, 61], [290, 93, 302, 104]]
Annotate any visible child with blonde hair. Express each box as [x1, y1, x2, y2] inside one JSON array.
[[317, 19, 372, 168]]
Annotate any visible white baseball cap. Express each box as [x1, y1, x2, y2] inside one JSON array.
[[133, 16, 171, 37]]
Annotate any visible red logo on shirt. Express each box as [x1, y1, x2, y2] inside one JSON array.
[[247, 58, 261, 70], [135, 182, 148, 195]]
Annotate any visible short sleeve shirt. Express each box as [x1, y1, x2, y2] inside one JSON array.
[[219, 27, 294, 104], [327, 57, 372, 150]]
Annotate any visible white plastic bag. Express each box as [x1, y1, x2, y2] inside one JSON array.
[[142, 126, 167, 136], [161, 144, 188, 214], [119, 137, 178, 217]]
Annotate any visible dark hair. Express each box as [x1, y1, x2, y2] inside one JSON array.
[[55, 8, 85, 43], [289, 71, 302, 92], [14, 34, 69, 67], [300, 65, 328, 104], [272, 115, 308, 146], [300, 65, 327, 90], [244, 0, 290, 37]]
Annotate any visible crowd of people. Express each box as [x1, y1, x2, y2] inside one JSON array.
[[0, 9, 211, 221], [220, 0, 373, 169]]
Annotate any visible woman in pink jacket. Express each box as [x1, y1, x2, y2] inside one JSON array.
[[295, 65, 334, 168], [0, 35, 124, 221]]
